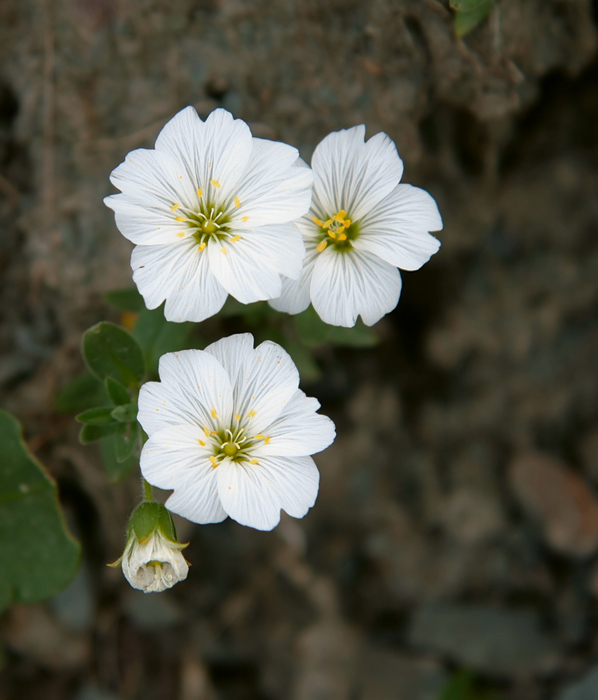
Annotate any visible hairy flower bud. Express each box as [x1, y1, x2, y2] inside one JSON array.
[[111, 501, 189, 593]]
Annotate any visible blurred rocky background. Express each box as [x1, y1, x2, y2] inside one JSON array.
[[2, 0, 598, 698]]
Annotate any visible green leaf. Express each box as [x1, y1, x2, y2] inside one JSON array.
[[82, 322, 145, 387], [55, 372, 108, 414], [451, 0, 494, 37], [99, 434, 137, 483], [294, 306, 331, 347], [105, 377, 131, 406], [0, 410, 80, 611], [104, 287, 145, 313], [76, 406, 117, 425], [111, 403, 138, 423], [327, 322, 379, 348], [132, 305, 191, 377], [114, 422, 138, 463], [79, 422, 120, 444]]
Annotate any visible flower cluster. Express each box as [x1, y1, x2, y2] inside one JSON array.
[[104, 106, 444, 592]]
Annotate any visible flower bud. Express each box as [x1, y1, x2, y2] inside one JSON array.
[[111, 501, 189, 593]]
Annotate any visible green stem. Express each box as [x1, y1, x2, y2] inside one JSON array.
[[143, 478, 153, 502]]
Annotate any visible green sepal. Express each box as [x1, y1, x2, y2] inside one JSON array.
[[79, 422, 120, 444], [110, 403, 138, 423], [128, 501, 178, 543], [114, 421, 138, 463], [0, 410, 80, 610], [105, 377, 131, 406], [104, 287, 145, 313], [76, 406, 117, 425], [82, 322, 145, 387]]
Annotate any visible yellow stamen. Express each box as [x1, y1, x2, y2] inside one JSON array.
[[337, 225, 346, 234], [175, 216, 187, 222], [235, 414, 241, 421], [241, 216, 249, 222], [247, 410, 256, 418], [338, 233, 347, 241], [322, 219, 332, 229], [198, 242, 206, 251], [211, 409, 217, 419], [234, 197, 241, 208], [170, 203, 181, 212], [264, 436, 270, 445], [197, 188, 203, 198], [198, 439, 206, 446], [344, 219, 351, 227], [250, 459, 259, 465], [327, 230, 337, 239], [229, 235, 242, 242], [210, 456, 219, 468], [313, 216, 323, 227], [333, 209, 347, 222], [221, 247, 227, 254], [210, 179, 221, 188], [203, 426, 210, 437], [316, 240, 328, 252], [254, 434, 265, 439], [177, 232, 185, 238]]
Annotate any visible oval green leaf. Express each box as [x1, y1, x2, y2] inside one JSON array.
[[82, 322, 145, 387]]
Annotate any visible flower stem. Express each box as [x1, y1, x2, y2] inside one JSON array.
[[143, 478, 153, 502]]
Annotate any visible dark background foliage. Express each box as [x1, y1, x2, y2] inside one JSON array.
[[1, 0, 598, 698]]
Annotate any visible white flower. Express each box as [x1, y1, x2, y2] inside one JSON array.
[[104, 107, 313, 322], [120, 528, 189, 594], [269, 125, 443, 327], [137, 334, 336, 531]]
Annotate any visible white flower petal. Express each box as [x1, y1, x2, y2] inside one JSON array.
[[155, 107, 253, 204], [232, 139, 314, 228], [138, 349, 234, 435], [235, 340, 300, 433], [356, 184, 442, 270], [253, 455, 320, 519], [216, 459, 281, 530], [165, 469, 227, 524], [105, 196, 190, 246], [253, 390, 336, 457], [311, 126, 404, 221], [108, 147, 198, 211], [311, 247, 402, 327], [207, 236, 283, 304], [123, 530, 189, 593], [204, 333, 254, 389]]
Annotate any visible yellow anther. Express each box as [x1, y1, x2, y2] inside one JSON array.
[[198, 439, 206, 446], [198, 242, 206, 251], [221, 247, 227, 254], [322, 219, 332, 229], [234, 197, 241, 208], [338, 233, 347, 241], [197, 188, 203, 198], [264, 436, 270, 445], [203, 426, 210, 437], [344, 219, 351, 227], [211, 430, 218, 435], [210, 456, 219, 467], [247, 410, 256, 418], [235, 414, 241, 421], [241, 216, 249, 222], [177, 232, 185, 238], [313, 216, 324, 227], [250, 459, 259, 465], [210, 179, 221, 188], [254, 434, 265, 439], [229, 235, 242, 242], [175, 216, 187, 222], [333, 209, 347, 221], [211, 408, 218, 419], [337, 225, 346, 234], [316, 240, 328, 253], [327, 230, 337, 239], [170, 203, 181, 212]]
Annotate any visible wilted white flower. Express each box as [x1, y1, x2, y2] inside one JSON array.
[[111, 501, 189, 593], [137, 333, 336, 531], [269, 125, 443, 327], [104, 107, 313, 322]]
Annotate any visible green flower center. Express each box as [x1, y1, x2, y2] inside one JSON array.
[[314, 209, 359, 253], [202, 416, 270, 469]]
